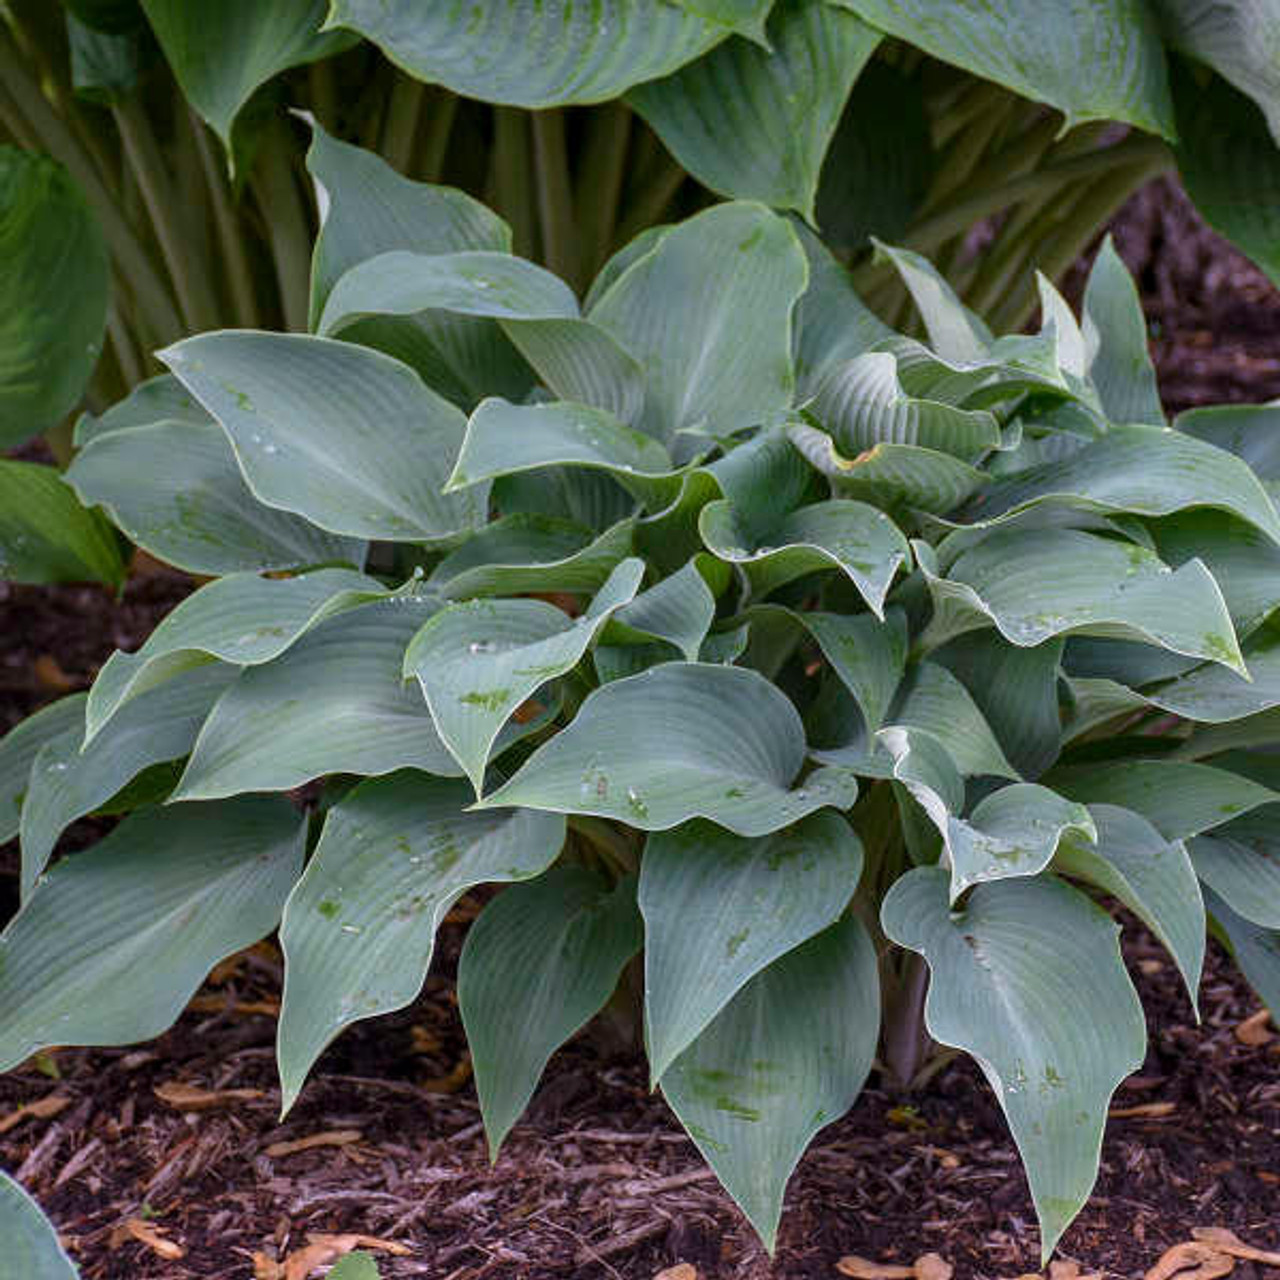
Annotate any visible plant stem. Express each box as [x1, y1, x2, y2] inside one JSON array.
[[113, 94, 220, 332], [567, 816, 638, 875], [191, 111, 258, 328], [105, 302, 143, 388], [573, 102, 631, 278], [531, 108, 579, 287], [252, 114, 312, 332], [615, 143, 685, 245], [381, 70, 425, 174], [418, 88, 458, 181], [307, 59, 338, 132], [881, 951, 933, 1089], [492, 107, 537, 258]]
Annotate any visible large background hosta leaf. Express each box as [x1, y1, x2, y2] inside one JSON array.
[[641, 813, 864, 1080], [662, 914, 879, 1252], [882, 867, 1147, 1261], [162, 333, 483, 543], [0, 1172, 79, 1280], [482, 663, 859, 835], [629, 0, 879, 218], [459, 868, 642, 1156], [1, 149, 108, 447], [277, 773, 565, 1111], [834, 0, 1175, 137], [327, 0, 767, 107], [0, 798, 305, 1071]]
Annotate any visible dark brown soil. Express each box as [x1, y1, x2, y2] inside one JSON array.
[[3, 176, 1280, 1279]]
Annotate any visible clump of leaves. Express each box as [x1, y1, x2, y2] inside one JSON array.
[[5, 132, 1280, 1262]]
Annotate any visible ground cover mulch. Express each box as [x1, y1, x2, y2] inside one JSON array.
[[2, 175, 1280, 1279]]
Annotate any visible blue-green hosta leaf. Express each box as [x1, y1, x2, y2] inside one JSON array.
[[879, 728, 1094, 901], [0, 461, 124, 588], [664, 0, 772, 41], [0, 1172, 78, 1280], [589, 203, 806, 450], [1055, 805, 1205, 1007], [447, 399, 679, 510], [1146, 624, 1280, 723], [1174, 64, 1280, 291], [629, 0, 879, 219], [306, 121, 529, 410], [1050, 760, 1280, 841], [881, 866, 1147, 1262], [872, 241, 992, 365], [1177, 402, 1280, 479], [68, 13, 145, 106], [431, 515, 636, 599], [1205, 885, 1280, 1017], [835, 0, 1175, 138], [278, 773, 565, 1112], [161, 332, 483, 543], [960, 426, 1280, 544], [326, 0, 766, 107], [662, 913, 878, 1252], [459, 867, 641, 1156], [701, 427, 815, 542], [1157, 0, 1280, 143], [0, 696, 86, 845], [699, 498, 909, 615], [481, 663, 859, 836], [493, 464, 636, 534], [85, 569, 384, 744], [20, 665, 237, 898], [917, 530, 1246, 673], [173, 598, 467, 800], [1193, 822, 1280, 932], [792, 222, 891, 400], [641, 812, 864, 1082], [74, 372, 209, 447], [932, 633, 1065, 779], [0, 148, 108, 447], [0, 798, 304, 1071], [141, 1, 350, 148], [1061, 675, 1152, 742], [787, 420, 987, 514], [607, 557, 720, 659], [64, 421, 365, 575], [801, 610, 908, 734], [404, 560, 645, 792], [1082, 236, 1164, 427]]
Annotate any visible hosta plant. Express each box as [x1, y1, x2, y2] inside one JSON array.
[[6, 144, 1280, 1261]]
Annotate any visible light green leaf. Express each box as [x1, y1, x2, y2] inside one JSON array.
[[0, 1171, 78, 1280], [0, 460, 124, 588], [325, 1252, 379, 1280], [74, 372, 209, 447], [0, 147, 108, 447], [278, 772, 565, 1112], [141, 0, 350, 148], [404, 560, 644, 792], [326, 0, 765, 107], [788, 420, 987, 514], [662, 913, 878, 1252], [1050, 760, 1280, 841], [918, 529, 1245, 673], [1205, 885, 1280, 1017], [809, 352, 1001, 462], [161, 332, 483, 543], [700, 497, 909, 615], [481, 663, 859, 836], [608, 557, 720, 660], [1082, 236, 1164, 427], [881, 866, 1147, 1262], [64, 421, 365, 575], [172, 598, 465, 800], [431, 515, 636, 599], [641, 812, 864, 1081], [1191, 811, 1280, 929], [1056, 805, 1205, 1007], [834, 0, 1175, 137], [447, 398, 679, 510], [0, 695, 86, 845], [0, 797, 305, 1071], [85, 568, 384, 744], [629, 0, 879, 219], [460, 867, 642, 1156], [20, 665, 237, 898], [590, 203, 806, 449]]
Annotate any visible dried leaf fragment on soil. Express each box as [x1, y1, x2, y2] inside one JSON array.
[[153, 1080, 265, 1110], [1144, 1242, 1235, 1280], [1191, 1228, 1280, 1266], [837, 1253, 952, 1279], [1233, 1009, 1274, 1045], [653, 1266, 699, 1280], [254, 1233, 410, 1280], [0, 1091, 69, 1133], [110, 1218, 184, 1260], [264, 1128, 362, 1157]]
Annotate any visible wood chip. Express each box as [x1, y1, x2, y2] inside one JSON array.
[[1049, 1260, 1103, 1280], [836, 1257, 914, 1278], [654, 1266, 699, 1280], [1234, 1009, 1274, 1046], [1108, 1101, 1176, 1119], [1191, 1228, 1280, 1266], [1144, 1242, 1235, 1280], [0, 1093, 71, 1135], [265, 1129, 363, 1158], [154, 1081, 265, 1111], [187, 993, 281, 1016], [914, 1254, 953, 1280], [110, 1219, 184, 1261], [255, 1233, 410, 1280]]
